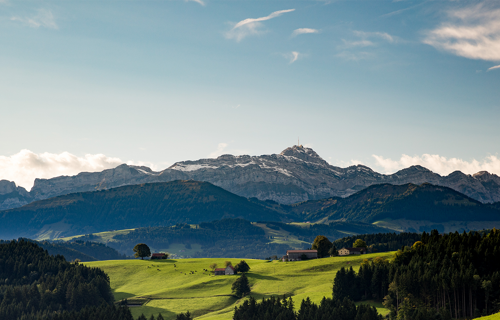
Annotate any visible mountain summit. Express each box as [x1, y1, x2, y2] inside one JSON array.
[[279, 145, 328, 165], [1, 146, 500, 209]]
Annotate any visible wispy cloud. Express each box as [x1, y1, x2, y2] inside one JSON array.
[[339, 39, 375, 49], [487, 64, 500, 71], [185, 0, 205, 6], [337, 30, 395, 60], [423, 2, 500, 62], [353, 31, 395, 43], [372, 154, 500, 176], [290, 51, 299, 63], [11, 8, 58, 29], [0, 150, 124, 189], [225, 9, 295, 42], [209, 143, 228, 158], [381, 2, 426, 18], [292, 28, 319, 37]]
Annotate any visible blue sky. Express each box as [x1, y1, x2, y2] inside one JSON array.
[[1, 0, 499, 188]]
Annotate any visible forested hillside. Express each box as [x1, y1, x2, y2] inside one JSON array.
[[0, 239, 133, 320], [332, 229, 500, 319], [0, 181, 288, 239], [39, 240, 127, 261], [297, 183, 500, 223]]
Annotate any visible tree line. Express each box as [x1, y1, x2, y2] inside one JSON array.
[[332, 229, 500, 319], [332, 232, 421, 254], [0, 239, 133, 320], [233, 295, 382, 320]]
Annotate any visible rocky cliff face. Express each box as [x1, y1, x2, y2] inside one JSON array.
[[3, 145, 500, 209], [0, 180, 33, 211]]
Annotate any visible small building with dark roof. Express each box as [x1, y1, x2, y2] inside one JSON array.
[[151, 253, 166, 259], [283, 249, 318, 261]]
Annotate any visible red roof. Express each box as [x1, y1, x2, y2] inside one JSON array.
[[227, 265, 235, 271], [152, 253, 165, 256], [214, 268, 225, 271]]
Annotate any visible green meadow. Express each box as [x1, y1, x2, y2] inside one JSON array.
[[85, 252, 393, 319], [477, 313, 500, 320]]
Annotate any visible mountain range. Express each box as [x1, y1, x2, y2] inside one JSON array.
[[1, 145, 500, 211], [1, 179, 499, 240]]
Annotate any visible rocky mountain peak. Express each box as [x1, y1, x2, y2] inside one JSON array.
[[0, 180, 17, 195], [280, 145, 327, 165]]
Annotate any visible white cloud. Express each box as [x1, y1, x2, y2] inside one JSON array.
[[209, 143, 228, 158], [292, 28, 319, 37], [487, 64, 500, 71], [289, 51, 300, 63], [372, 154, 500, 176], [0, 150, 124, 190], [225, 9, 295, 42], [353, 31, 395, 43], [423, 2, 500, 62], [340, 39, 375, 48], [11, 8, 58, 29], [185, 0, 205, 6]]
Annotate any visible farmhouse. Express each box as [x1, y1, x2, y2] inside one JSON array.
[[151, 253, 166, 259], [282, 250, 318, 261], [338, 247, 365, 256], [214, 265, 235, 275]]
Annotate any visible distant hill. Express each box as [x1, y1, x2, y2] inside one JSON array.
[[63, 218, 393, 258], [3, 145, 500, 210], [0, 181, 288, 240], [297, 183, 500, 226]]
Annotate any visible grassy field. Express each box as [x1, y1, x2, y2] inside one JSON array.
[[477, 313, 500, 320], [85, 252, 393, 319]]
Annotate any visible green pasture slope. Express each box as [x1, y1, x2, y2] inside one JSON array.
[[85, 252, 393, 320], [477, 313, 500, 320]]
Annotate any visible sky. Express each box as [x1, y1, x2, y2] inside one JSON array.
[[1, 0, 499, 189]]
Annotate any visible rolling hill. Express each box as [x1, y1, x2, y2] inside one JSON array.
[[58, 218, 392, 257], [84, 252, 394, 320], [0, 180, 289, 240]]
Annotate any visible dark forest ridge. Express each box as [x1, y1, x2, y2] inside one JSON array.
[[294, 183, 500, 226], [0, 180, 287, 240], [2, 145, 500, 210]]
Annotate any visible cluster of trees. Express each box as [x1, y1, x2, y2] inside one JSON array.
[[310, 235, 367, 258], [332, 229, 500, 319], [0, 239, 132, 320], [332, 232, 421, 254], [232, 273, 251, 298], [209, 260, 250, 274], [233, 296, 381, 320], [136, 312, 194, 320]]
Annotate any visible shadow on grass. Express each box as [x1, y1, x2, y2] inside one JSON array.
[[130, 305, 176, 320], [112, 291, 136, 300], [247, 273, 280, 281]]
